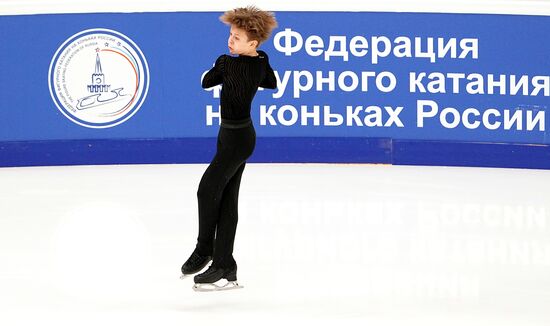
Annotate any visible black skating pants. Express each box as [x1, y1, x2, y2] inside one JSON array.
[[195, 118, 256, 268]]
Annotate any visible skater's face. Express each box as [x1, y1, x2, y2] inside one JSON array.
[[227, 25, 258, 55]]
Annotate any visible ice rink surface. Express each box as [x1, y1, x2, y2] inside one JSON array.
[[1, 163, 549, 325]]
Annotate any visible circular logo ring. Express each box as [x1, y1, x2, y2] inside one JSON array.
[[48, 28, 149, 128]]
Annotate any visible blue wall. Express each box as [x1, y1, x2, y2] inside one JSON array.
[[0, 11, 548, 169]]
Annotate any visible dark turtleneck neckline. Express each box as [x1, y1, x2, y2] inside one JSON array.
[[237, 50, 265, 58], [238, 54, 260, 58]]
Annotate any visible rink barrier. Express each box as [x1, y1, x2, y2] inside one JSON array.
[[0, 12, 548, 169], [1, 138, 548, 170]]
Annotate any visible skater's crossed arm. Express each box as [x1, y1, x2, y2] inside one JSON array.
[[259, 51, 277, 89], [201, 55, 226, 88]]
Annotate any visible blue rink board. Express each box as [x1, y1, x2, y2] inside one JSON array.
[[1, 138, 549, 170], [0, 11, 549, 169]]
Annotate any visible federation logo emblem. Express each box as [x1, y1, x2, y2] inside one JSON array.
[[48, 28, 149, 128]]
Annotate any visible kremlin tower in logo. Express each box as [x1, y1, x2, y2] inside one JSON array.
[[88, 52, 111, 93]]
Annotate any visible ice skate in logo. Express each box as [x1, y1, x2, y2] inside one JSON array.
[[48, 28, 149, 128]]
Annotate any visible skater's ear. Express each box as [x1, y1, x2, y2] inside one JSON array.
[[248, 39, 259, 49]]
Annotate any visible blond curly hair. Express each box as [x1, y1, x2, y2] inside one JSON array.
[[220, 5, 278, 46]]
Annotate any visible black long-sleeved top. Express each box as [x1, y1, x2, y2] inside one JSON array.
[[201, 50, 277, 120]]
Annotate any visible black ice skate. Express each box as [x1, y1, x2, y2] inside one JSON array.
[[180, 249, 212, 280], [192, 264, 243, 292]]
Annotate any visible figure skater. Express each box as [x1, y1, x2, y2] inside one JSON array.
[[180, 5, 278, 292]]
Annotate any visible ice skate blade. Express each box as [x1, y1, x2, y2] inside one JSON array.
[[180, 274, 192, 280], [192, 281, 244, 292]]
